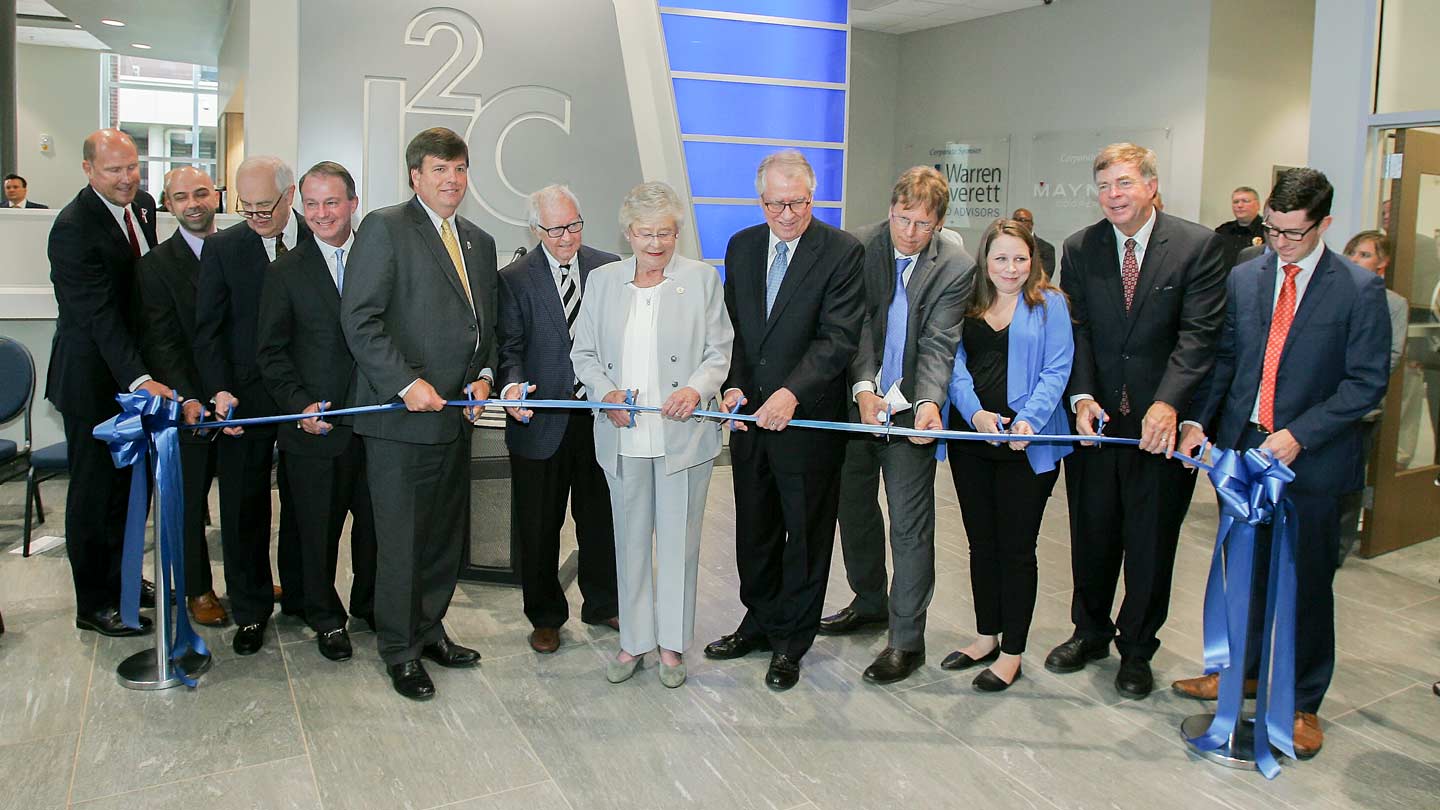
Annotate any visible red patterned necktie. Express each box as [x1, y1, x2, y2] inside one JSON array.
[[123, 209, 142, 258], [1119, 237, 1139, 414], [1258, 264, 1303, 431]]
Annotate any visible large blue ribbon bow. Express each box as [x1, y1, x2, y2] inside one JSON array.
[[1188, 447, 1298, 778], [93, 392, 209, 685]]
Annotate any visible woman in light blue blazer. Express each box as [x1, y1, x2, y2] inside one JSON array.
[[570, 182, 733, 688], [916, 218, 1073, 692]]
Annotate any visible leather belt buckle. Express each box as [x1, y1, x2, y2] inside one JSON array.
[[1249, 421, 1271, 435]]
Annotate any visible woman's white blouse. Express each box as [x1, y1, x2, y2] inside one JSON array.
[[618, 278, 668, 458]]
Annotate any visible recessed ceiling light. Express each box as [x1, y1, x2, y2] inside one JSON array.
[[131, 43, 152, 50], [101, 19, 126, 27]]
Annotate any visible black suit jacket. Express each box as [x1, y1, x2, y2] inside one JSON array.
[[341, 196, 498, 445], [193, 216, 311, 417], [45, 186, 159, 422], [497, 243, 620, 460], [256, 235, 359, 458], [1036, 236, 1057, 278], [723, 218, 864, 472], [1, 199, 47, 209], [134, 231, 210, 443], [1060, 211, 1227, 425], [1191, 249, 1390, 494]]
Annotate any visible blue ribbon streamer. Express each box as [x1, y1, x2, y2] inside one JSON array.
[[1186, 447, 1298, 778], [93, 392, 210, 686]]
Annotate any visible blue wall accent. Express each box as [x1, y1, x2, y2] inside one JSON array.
[[683, 141, 844, 201], [672, 79, 846, 143], [694, 203, 842, 260], [659, 0, 848, 24], [661, 15, 847, 84]]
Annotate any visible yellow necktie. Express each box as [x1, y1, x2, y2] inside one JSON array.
[[440, 220, 472, 304]]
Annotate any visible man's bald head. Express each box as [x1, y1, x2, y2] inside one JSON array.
[[1012, 208, 1035, 230], [82, 128, 142, 207], [164, 166, 219, 236]]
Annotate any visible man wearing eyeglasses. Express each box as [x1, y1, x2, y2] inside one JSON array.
[[1047, 142, 1227, 700], [1174, 168, 1390, 759], [194, 155, 311, 656], [819, 167, 974, 687], [496, 184, 620, 654], [703, 150, 865, 691]]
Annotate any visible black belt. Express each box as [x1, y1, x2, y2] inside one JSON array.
[[1248, 421, 1271, 435]]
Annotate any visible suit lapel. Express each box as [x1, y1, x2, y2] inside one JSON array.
[[80, 187, 133, 254], [1093, 225, 1127, 323], [739, 230, 768, 340], [528, 248, 569, 335], [906, 233, 942, 312], [407, 199, 474, 312], [1257, 251, 1278, 336], [300, 240, 341, 315], [1123, 217, 1172, 337], [1280, 249, 1334, 362], [764, 222, 824, 337]]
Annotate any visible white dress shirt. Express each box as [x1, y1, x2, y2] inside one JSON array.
[[1070, 209, 1158, 412], [618, 279, 668, 457], [261, 214, 299, 262], [315, 232, 354, 291]]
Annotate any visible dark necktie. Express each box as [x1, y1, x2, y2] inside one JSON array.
[[123, 209, 142, 258], [1119, 237, 1139, 414], [559, 264, 583, 396], [274, 234, 287, 257]]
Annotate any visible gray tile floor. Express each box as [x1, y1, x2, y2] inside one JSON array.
[[2, 464, 1438, 810]]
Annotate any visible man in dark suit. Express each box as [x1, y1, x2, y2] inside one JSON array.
[[1047, 142, 1227, 699], [497, 184, 619, 654], [3, 173, 47, 208], [47, 129, 178, 636], [1012, 208, 1055, 277], [702, 150, 865, 690], [820, 167, 974, 687], [134, 165, 226, 627], [1174, 168, 1390, 759], [194, 155, 310, 655], [257, 161, 377, 663], [342, 127, 497, 700]]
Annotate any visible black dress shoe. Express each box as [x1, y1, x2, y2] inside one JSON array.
[[421, 635, 481, 668], [973, 665, 1023, 693], [703, 632, 771, 660], [1115, 657, 1153, 699], [317, 628, 353, 661], [940, 647, 1001, 671], [75, 607, 152, 637], [233, 622, 267, 656], [389, 659, 435, 700], [765, 653, 801, 691], [1044, 635, 1111, 674], [139, 579, 157, 609], [862, 647, 925, 685], [818, 607, 888, 636]]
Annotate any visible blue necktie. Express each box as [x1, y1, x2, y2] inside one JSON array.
[[334, 248, 345, 293], [765, 241, 789, 317], [879, 256, 912, 394]]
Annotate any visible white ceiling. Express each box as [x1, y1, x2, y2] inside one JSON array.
[[851, 0, 1045, 35], [14, 0, 231, 65]]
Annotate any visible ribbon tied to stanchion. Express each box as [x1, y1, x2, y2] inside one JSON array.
[[1187, 446, 1298, 779], [93, 392, 209, 686]]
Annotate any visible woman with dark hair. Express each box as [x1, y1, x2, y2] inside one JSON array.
[[918, 219, 1073, 691]]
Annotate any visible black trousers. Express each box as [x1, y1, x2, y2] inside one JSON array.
[[949, 449, 1059, 655], [282, 436, 378, 633], [61, 413, 130, 615], [366, 434, 469, 666], [835, 436, 889, 618], [510, 411, 617, 629], [216, 426, 302, 626], [1064, 416, 1198, 660], [734, 437, 844, 659], [179, 440, 217, 597]]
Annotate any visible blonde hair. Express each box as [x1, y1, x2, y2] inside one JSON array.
[[1093, 142, 1158, 181], [890, 166, 949, 223]]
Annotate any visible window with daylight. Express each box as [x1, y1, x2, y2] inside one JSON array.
[[101, 55, 220, 201]]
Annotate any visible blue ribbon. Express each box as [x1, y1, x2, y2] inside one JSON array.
[[93, 392, 210, 686], [1187, 447, 1297, 778]]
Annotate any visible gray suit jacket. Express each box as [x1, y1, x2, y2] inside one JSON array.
[[341, 196, 498, 445], [570, 254, 733, 477], [848, 221, 974, 422]]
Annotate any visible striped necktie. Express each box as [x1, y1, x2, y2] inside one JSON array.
[[560, 264, 583, 396]]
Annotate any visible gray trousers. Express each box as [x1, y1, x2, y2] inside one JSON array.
[[837, 435, 938, 651], [606, 456, 714, 656]]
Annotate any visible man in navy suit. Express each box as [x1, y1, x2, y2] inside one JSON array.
[[3, 173, 47, 208], [497, 184, 619, 654], [1174, 168, 1391, 759]]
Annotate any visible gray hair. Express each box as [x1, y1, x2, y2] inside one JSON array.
[[618, 181, 686, 233], [236, 155, 295, 193], [527, 184, 583, 229], [754, 150, 817, 196]]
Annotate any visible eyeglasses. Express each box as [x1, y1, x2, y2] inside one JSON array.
[[1094, 178, 1140, 194], [630, 230, 677, 243], [1260, 220, 1319, 242], [537, 219, 584, 238], [237, 195, 285, 221], [762, 198, 812, 214], [890, 213, 936, 234]]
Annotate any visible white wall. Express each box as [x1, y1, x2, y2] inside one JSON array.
[[1307, 0, 1377, 242], [13, 43, 100, 210], [1199, 0, 1314, 228], [844, 28, 900, 231], [216, 0, 300, 173]]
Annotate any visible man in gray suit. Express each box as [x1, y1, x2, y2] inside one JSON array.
[[821, 167, 974, 685], [341, 127, 498, 700]]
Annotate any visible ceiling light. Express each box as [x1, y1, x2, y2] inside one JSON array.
[[101, 19, 125, 27], [131, 43, 152, 50]]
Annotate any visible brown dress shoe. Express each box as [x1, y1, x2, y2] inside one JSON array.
[[529, 627, 561, 654], [1293, 712, 1323, 759], [188, 591, 229, 626], [1169, 672, 1259, 700]]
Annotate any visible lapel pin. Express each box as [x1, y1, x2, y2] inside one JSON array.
[[676, 286, 685, 295], [465, 240, 472, 250], [139, 208, 148, 224]]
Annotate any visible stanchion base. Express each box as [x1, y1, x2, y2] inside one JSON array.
[[1181, 712, 1260, 770], [116, 649, 213, 691]]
